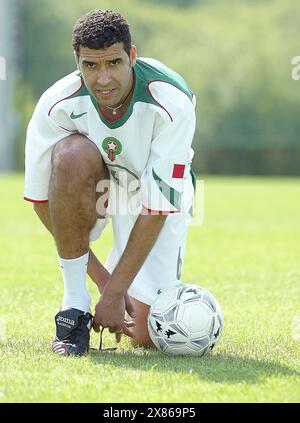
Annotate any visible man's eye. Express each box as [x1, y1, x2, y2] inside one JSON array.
[[85, 63, 96, 69], [110, 60, 120, 66]]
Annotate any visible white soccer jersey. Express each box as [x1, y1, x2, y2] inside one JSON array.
[[24, 57, 196, 304]]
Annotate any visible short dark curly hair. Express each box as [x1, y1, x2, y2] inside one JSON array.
[[72, 10, 132, 57]]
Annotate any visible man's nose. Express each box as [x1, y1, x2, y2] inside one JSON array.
[[97, 68, 111, 86]]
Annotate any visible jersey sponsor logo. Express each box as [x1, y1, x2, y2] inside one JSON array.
[[172, 164, 185, 179], [102, 137, 122, 162], [70, 111, 87, 119]]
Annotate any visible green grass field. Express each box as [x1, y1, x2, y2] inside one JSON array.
[[0, 174, 299, 403]]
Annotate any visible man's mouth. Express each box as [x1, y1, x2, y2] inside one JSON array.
[[96, 88, 115, 98]]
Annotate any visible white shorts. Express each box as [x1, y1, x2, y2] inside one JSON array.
[[90, 210, 192, 306]]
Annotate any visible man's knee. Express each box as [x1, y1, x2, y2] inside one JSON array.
[[130, 334, 155, 349], [126, 297, 156, 349], [51, 134, 108, 180]]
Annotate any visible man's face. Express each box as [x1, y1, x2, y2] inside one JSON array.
[[76, 43, 137, 107]]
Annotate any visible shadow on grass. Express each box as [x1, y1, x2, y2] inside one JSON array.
[[89, 348, 299, 385], [2, 336, 298, 385]]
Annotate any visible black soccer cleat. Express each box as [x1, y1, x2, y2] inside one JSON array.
[[52, 308, 93, 356]]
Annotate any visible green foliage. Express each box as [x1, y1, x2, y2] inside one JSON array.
[[15, 0, 300, 174]]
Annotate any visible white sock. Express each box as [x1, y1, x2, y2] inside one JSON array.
[[58, 251, 91, 313]]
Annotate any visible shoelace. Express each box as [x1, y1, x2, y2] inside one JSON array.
[[98, 327, 117, 352]]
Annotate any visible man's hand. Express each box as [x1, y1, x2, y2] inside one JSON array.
[[93, 287, 135, 343], [88, 249, 136, 329]]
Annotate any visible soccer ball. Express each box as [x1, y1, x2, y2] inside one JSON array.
[[147, 283, 224, 356]]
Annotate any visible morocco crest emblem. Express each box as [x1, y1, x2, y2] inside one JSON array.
[[102, 137, 122, 162]]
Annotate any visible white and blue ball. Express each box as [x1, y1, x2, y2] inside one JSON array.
[[148, 284, 224, 356]]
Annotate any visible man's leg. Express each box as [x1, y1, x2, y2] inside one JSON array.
[[126, 298, 155, 348], [47, 134, 108, 355], [49, 134, 107, 312], [49, 134, 107, 259]]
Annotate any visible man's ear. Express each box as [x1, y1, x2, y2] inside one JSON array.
[[130, 45, 137, 67], [74, 50, 80, 70]]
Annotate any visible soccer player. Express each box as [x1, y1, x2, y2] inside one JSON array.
[[24, 10, 196, 356]]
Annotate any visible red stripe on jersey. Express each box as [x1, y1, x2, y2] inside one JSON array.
[[24, 197, 48, 203], [172, 164, 185, 178], [147, 81, 173, 122], [142, 207, 180, 215], [48, 77, 84, 117], [99, 108, 128, 123]]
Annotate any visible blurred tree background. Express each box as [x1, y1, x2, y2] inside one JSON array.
[[12, 0, 300, 174]]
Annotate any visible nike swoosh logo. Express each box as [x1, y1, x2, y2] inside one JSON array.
[[70, 111, 87, 119]]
